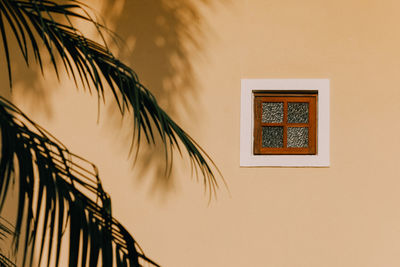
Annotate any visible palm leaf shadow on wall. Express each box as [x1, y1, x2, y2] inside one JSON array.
[[102, 0, 220, 192], [0, 0, 224, 266]]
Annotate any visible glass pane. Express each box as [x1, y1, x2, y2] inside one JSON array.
[[262, 102, 283, 123], [287, 102, 309, 123], [262, 126, 283, 148], [287, 127, 308, 148]]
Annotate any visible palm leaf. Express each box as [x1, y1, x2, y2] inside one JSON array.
[[0, 217, 16, 267], [0, 0, 222, 196], [0, 254, 16, 267], [0, 96, 159, 267]]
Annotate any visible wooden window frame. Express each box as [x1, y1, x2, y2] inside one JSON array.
[[253, 92, 317, 155]]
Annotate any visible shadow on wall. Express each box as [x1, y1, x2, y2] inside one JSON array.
[[101, 0, 228, 196], [0, 30, 54, 118], [0, 15, 54, 267], [0, 0, 229, 199]]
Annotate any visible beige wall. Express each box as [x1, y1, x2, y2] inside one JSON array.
[[6, 0, 400, 266]]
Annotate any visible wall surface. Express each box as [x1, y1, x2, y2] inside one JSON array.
[[4, 0, 400, 266]]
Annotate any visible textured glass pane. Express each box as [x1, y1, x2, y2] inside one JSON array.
[[262, 126, 283, 148], [287, 127, 308, 148], [288, 102, 309, 123], [262, 102, 283, 123]]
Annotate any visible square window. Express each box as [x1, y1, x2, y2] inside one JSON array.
[[253, 92, 317, 155], [240, 79, 330, 167]]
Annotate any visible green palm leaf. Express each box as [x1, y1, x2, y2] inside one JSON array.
[[0, 0, 222, 196], [0, 96, 160, 267]]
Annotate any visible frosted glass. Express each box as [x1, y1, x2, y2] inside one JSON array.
[[287, 127, 308, 148], [262, 126, 283, 148], [262, 102, 283, 123], [288, 102, 309, 123]]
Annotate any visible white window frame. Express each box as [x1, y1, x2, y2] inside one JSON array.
[[240, 79, 330, 167]]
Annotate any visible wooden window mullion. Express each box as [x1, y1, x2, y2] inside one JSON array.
[[283, 100, 288, 148]]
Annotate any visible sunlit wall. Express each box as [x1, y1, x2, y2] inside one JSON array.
[[4, 0, 400, 266]]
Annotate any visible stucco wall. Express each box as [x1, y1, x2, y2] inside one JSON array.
[[6, 0, 400, 266]]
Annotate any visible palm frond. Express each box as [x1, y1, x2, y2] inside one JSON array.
[[0, 217, 16, 267], [0, 0, 222, 196], [0, 216, 13, 241], [0, 254, 16, 267], [0, 96, 159, 267]]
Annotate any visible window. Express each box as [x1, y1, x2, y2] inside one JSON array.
[[253, 92, 317, 155], [240, 79, 330, 167]]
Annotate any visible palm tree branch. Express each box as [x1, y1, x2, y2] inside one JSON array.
[[0, 96, 159, 267], [0, 0, 223, 194]]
